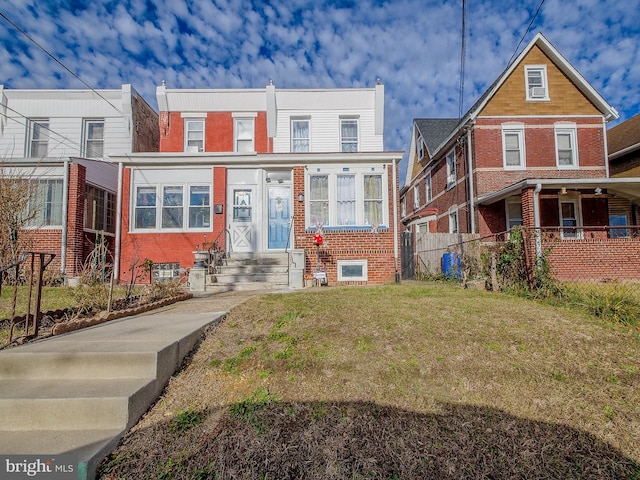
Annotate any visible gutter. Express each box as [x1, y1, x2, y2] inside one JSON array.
[[60, 158, 69, 276], [114, 161, 123, 282]]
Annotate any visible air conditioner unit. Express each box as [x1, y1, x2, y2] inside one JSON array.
[[530, 87, 546, 98], [186, 145, 199, 152]]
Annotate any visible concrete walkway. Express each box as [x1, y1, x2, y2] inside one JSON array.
[[0, 289, 271, 480]]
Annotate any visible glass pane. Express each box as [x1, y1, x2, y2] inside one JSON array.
[[341, 265, 363, 278], [310, 176, 328, 201], [365, 200, 382, 225], [163, 186, 183, 206], [88, 122, 104, 139], [189, 206, 210, 228], [136, 187, 156, 207], [505, 133, 519, 149], [162, 207, 183, 228], [557, 133, 571, 150], [528, 70, 543, 87], [135, 208, 156, 229], [190, 185, 210, 206], [364, 175, 382, 199], [236, 120, 253, 139], [310, 201, 328, 226], [506, 150, 520, 166]]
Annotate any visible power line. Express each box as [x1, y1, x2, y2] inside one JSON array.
[[0, 11, 129, 120], [458, 0, 467, 119], [508, 0, 546, 66]]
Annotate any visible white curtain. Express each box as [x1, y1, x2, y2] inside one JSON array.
[[336, 175, 355, 225]]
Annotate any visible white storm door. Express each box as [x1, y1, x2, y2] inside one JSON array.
[[230, 187, 255, 252]]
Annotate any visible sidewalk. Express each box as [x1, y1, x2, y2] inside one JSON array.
[[0, 289, 272, 480]]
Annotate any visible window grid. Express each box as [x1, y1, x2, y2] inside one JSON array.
[[133, 184, 211, 231]]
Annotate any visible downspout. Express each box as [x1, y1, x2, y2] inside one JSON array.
[[533, 183, 542, 261], [602, 116, 610, 178], [392, 158, 400, 283], [114, 161, 123, 282], [465, 125, 475, 234], [60, 158, 69, 276]]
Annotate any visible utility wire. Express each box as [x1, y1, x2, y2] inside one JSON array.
[[0, 11, 129, 120], [458, 0, 467, 119], [508, 0, 546, 66]]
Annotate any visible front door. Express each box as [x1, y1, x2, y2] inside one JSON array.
[[268, 185, 291, 249], [230, 187, 255, 252]]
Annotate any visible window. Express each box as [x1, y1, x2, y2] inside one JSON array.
[[555, 125, 578, 168], [418, 135, 425, 160], [189, 185, 210, 228], [338, 260, 368, 282], [340, 119, 358, 152], [232, 189, 252, 222], [309, 175, 329, 226], [506, 199, 523, 230], [413, 185, 420, 210], [446, 150, 456, 189], [134, 184, 211, 230], [185, 120, 204, 152], [426, 172, 432, 203], [85, 185, 115, 233], [25, 179, 63, 227], [292, 119, 310, 152], [337, 175, 356, 225], [28, 119, 49, 157], [235, 118, 254, 152], [401, 197, 406, 218], [525, 65, 549, 100], [84, 120, 104, 158], [364, 175, 383, 226], [609, 214, 628, 238], [502, 126, 525, 169], [448, 208, 458, 234], [306, 168, 387, 228], [560, 200, 582, 239], [135, 186, 157, 229], [162, 186, 183, 228]]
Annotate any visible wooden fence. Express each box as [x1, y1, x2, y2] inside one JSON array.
[[414, 233, 481, 276]]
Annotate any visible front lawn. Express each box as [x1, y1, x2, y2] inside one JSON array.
[[99, 283, 640, 479]]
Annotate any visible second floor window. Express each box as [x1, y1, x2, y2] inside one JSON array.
[[555, 125, 578, 168], [292, 119, 310, 152], [340, 119, 358, 152], [446, 150, 456, 189], [185, 120, 204, 152], [235, 118, 254, 152], [413, 185, 420, 210], [84, 120, 104, 158], [28, 120, 49, 158], [503, 127, 525, 169], [426, 172, 432, 203]]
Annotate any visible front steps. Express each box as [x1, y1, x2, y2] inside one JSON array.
[[0, 311, 225, 480], [206, 252, 291, 292]]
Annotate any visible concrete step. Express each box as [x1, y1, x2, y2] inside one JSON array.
[[205, 281, 285, 293], [210, 272, 289, 284], [224, 252, 289, 266], [215, 265, 289, 275], [0, 378, 156, 431]]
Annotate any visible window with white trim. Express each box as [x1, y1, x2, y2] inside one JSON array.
[[560, 199, 582, 239], [306, 167, 387, 228], [448, 207, 458, 234], [413, 185, 420, 210], [234, 118, 254, 152], [401, 197, 406, 218], [291, 119, 310, 152], [418, 134, 425, 160], [502, 126, 525, 169], [28, 119, 49, 157], [25, 179, 63, 227], [426, 172, 432, 203], [83, 120, 104, 158], [340, 118, 358, 152], [184, 119, 204, 152], [446, 150, 456, 189], [338, 260, 368, 281], [134, 184, 211, 231], [555, 124, 578, 168], [525, 65, 549, 100]]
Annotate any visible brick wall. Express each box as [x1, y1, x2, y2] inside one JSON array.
[[292, 165, 400, 285], [545, 238, 640, 281], [159, 111, 269, 153], [132, 94, 160, 152]]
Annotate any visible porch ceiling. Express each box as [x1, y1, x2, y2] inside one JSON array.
[[476, 178, 640, 205]]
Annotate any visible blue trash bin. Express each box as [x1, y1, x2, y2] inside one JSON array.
[[442, 253, 461, 279]]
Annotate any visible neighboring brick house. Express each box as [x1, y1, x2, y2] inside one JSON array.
[[0, 85, 158, 280], [110, 82, 403, 286], [401, 33, 640, 281]]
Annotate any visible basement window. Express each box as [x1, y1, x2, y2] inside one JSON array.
[[338, 260, 368, 282]]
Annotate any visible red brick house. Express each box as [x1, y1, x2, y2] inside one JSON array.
[[401, 33, 640, 281], [0, 85, 158, 281], [110, 83, 403, 288]]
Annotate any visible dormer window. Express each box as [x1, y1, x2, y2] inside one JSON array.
[[418, 134, 425, 160], [525, 65, 549, 101]]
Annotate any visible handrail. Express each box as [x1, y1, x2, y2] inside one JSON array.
[[203, 228, 233, 274]]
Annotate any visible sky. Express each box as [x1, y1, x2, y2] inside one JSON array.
[[1, 0, 639, 178]]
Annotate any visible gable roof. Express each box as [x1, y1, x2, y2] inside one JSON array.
[[414, 118, 459, 158], [428, 32, 619, 161], [608, 113, 640, 160]]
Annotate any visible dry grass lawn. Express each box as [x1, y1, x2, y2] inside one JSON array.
[[99, 283, 640, 479]]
